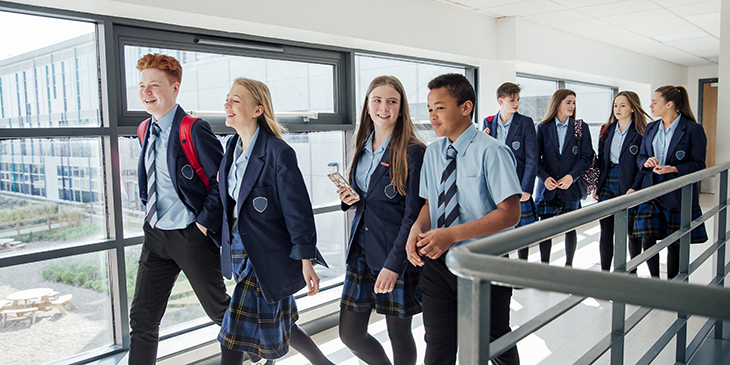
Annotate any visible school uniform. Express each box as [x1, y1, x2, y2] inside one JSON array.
[[634, 115, 707, 277], [217, 127, 327, 359], [535, 117, 594, 265], [483, 112, 538, 228], [595, 121, 644, 271], [419, 125, 522, 365], [340, 135, 426, 318], [130, 105, 230, 365]]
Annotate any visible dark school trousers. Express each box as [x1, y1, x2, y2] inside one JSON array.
[[129, 221, 230, 365], [421, 254, 520, 365]]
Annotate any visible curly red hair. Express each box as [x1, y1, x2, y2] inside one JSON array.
[[136, 53, 182, 84]]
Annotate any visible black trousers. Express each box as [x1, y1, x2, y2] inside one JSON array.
[[421, 255, 519, 365], [129, 221, 231, 365]]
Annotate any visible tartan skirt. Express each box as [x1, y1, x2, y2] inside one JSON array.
[[536, 199, 581, 217], [597, 164, 639, 236], [341, 237, 422, 318], [633, 199, 708, 243], [518, 198, 538, 228], [218, 233, 299, 359]]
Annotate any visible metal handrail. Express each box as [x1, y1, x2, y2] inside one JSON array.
[[446, 160, 730, 364]]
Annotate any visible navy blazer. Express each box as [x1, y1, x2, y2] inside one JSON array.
[[637, 116, 706, 209], [341, 142, 426, 275], [595, 122, 644, 195], [137, 106, 223, 239], [483, 111, 537, 193], [536, 117, 594, 202], [219, 129, 326, 304]]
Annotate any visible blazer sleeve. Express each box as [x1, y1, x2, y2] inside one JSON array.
[[536, 124, 550, 181], [190, 120, 224, 234], [568, 123, 593, 179], [675, 123, 707, 176], [522, 119, 538, 193], [382, 144, 426, 275], [275, 146, 320, 262], [637, 127, 652, 171]]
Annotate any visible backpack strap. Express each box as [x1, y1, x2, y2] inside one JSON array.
[[179, 115, 211, 191], [137, 118, 151, 146], [574, 119, 583, 147]]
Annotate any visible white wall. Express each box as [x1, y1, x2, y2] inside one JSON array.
[[717, 0, 730, 165]]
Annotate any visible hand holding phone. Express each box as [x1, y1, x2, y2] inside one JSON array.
[[328, 172, 360, 202]]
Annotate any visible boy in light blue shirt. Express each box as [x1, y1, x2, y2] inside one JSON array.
[[406, 74, 522, 365]]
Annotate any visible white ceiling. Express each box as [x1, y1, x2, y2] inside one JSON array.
[[434, 0, 721, 67]]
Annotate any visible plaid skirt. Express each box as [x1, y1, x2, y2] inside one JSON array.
[[218, 233, 299, 359], [597, 164, 639, 236], [536, 199, 581, 217], [518, 198, 538, 227], [341, 238, 422, 318], [633, 199, 707, 243]]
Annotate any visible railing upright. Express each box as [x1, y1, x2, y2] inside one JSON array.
[[716, 170, 728, 341], [610, 208, 628, 365]]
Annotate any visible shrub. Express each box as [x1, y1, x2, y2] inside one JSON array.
[[61, 271, 75, 285]]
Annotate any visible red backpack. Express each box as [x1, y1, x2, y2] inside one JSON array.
[[137, 115, 211, 191]]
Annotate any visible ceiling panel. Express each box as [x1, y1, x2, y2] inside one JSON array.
[[480, 0, 568, 17], [430, 0, 721, 66]]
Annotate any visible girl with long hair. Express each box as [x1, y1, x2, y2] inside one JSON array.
[[594, 91, 650, 273], [535, 89, 594, 266], [217, 78, 333, 365], [337, 76, 426, 365], [635, 85, 707, 279]]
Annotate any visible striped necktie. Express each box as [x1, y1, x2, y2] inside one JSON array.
[[438, 144, 459, 228], [145, 123, 161, 228]]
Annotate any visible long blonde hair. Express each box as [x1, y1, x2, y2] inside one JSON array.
[[600, 91, 650, 138], [232, 77, 286, 139], [348, 76, 424, 196], [540, 89, 576, 124]]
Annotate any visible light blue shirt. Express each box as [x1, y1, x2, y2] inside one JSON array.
[[555, 117, 569, 155], [419, 125, 522, 247], [652, 114, 681, 165], [227, 127, 260, 219], [496, 113, 514, 145], [355, 132, 391, 198], [610, 121, 632, 164], [146, 105, 196, 230]]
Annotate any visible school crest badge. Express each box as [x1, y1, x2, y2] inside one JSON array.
[[181, 165, 195, 180], [676, 150, 686, 160], [629, 145, 639, 155], [512, 141, 520, 150], [384, 184, 397, 199], [253, 196, 268, 213]]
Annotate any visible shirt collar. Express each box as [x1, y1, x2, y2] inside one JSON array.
[[614, 120, 632, 136], [364, 131, 391, 154], [151, 104, 179, 133], [554, 116, 569, 129], [662, 114, 681, 133], [449, 124, 478, 157], [499, 112, 514, 128], [235, 126, 260, 163]]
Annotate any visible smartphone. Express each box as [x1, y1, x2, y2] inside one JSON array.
[[327, 172, 359, 200]]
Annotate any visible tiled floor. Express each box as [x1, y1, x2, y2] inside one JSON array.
[[198, 193, 727, 364]]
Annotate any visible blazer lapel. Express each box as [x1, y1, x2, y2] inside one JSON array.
[[603, 124, 615, 168], [548, 122, 560, 156], [619, 123, 636, 156], [220, 135, 237, 215], [236, 129, 268, 216], [489, 113, 498, 138], [366, 146, 391, 197], [166, 106, 185, 190], [560, 118, 575, 156], [644, 121, 659, 156]]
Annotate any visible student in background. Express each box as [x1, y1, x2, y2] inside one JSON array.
[[535, 89, 594, 266], [594, 91, 650, 273], [217, 78, 333, 365], [483, 82, 538, 261], [635, 85, 707, 280], [337, 76, 425, 365], [406, 73, 521, 365]]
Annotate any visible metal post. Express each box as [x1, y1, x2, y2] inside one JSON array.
[[675, 184, 692, 363], [717, 170, 729, 340], [610, 209, 628, 365], [458, 277, 491, 365]]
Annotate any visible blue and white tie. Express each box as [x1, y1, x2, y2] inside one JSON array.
[[145, 123, 161, 228], [438, 145, 459, 228]]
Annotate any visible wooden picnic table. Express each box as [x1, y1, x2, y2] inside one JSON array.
[[6, 288, 54, 309]]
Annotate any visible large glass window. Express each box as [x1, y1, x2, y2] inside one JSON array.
[[124, 46, 335, 116], [0, 12, 98, 128], [355, 55, 467, 144]]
